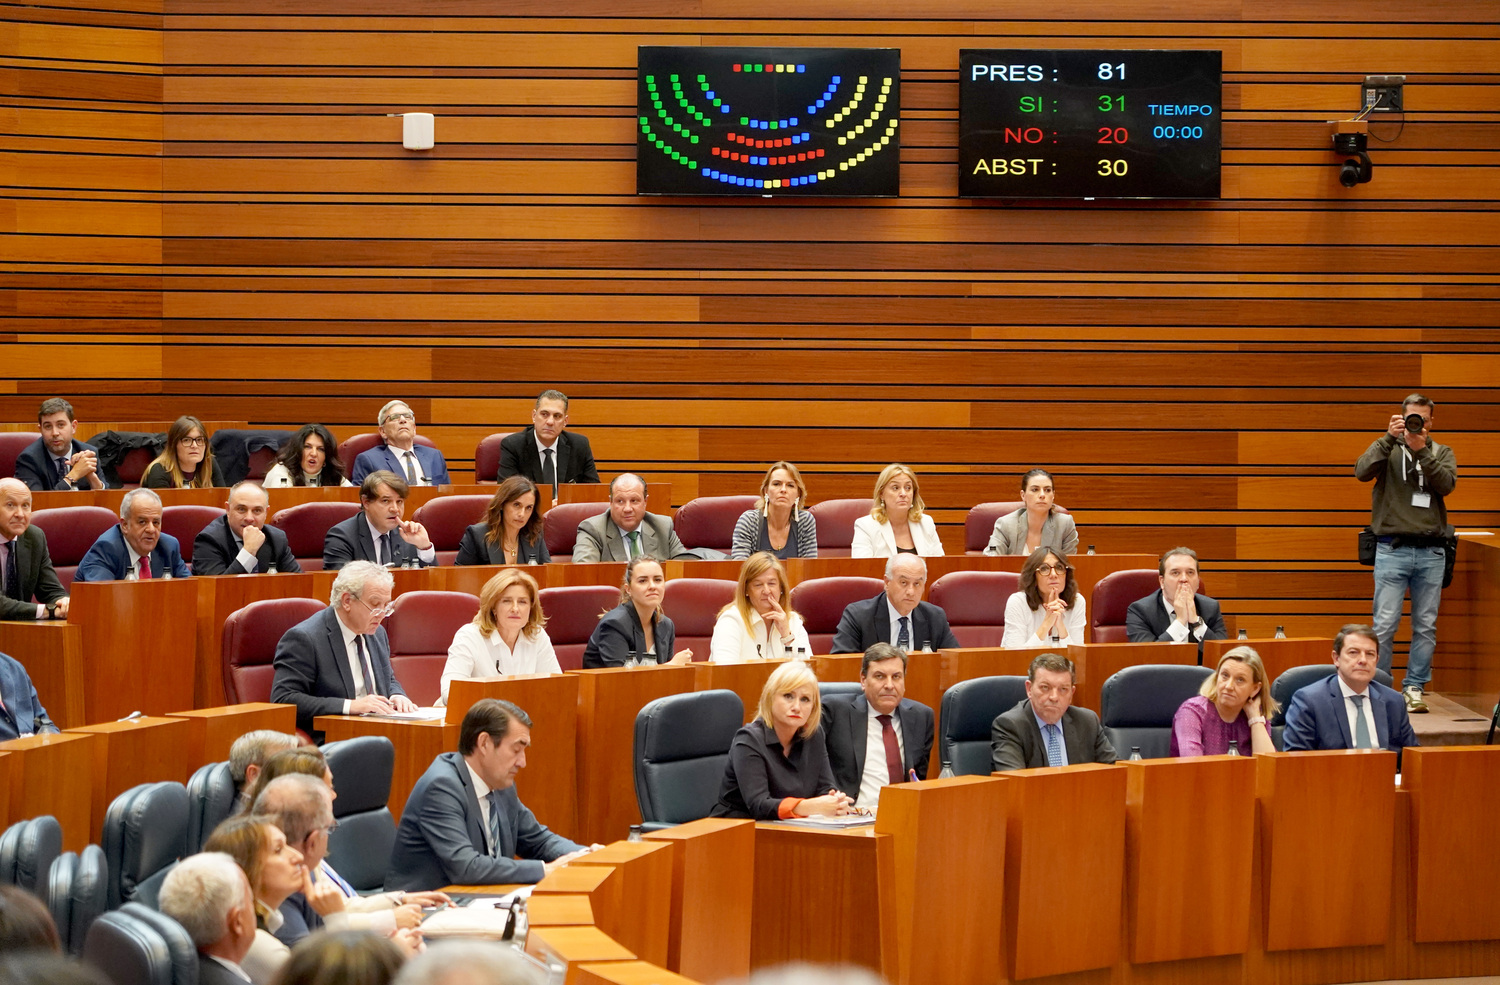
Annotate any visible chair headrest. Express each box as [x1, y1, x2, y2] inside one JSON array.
[[323, 736, 395, 816], [1099, 665, 1214, 728], [637, 690, 745, 762]]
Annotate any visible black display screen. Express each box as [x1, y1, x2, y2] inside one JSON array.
[[958, 49, 1222, 199], [637, 46, 901, 197]]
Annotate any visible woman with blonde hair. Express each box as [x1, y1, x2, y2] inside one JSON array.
[[709, 552, 812, 663], [439, 568, 559, 704], [730, 461, 818, 560], [851, 463, 944, 558], [1171, 646, 1278, 756], [711, 661, 851, 820], [582, 555, 693, 668], [142, 415, 227, 488]]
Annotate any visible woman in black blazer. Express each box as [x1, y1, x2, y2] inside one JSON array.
[[141, 415, 227, 489], [456, 475, 551, 566], [581, 555, 693, 668]]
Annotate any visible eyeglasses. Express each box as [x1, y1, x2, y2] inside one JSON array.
[[353, 596, 397, 619], [180, 436, 207, 447], [323, 820, 340, 836], [1035, 563, 1069, 575], [383, 413, 415, 424]]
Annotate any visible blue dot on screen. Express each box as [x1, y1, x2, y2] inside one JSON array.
[[816, 100, 825, 109], [789, 118, 798, 126], [721, 105, 729, 113], [797, 65, 805, 73], [832, 76, 841, 84], [706, 90, 715, 99]]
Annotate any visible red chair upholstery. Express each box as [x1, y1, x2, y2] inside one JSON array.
[[1089, 569, 1161, 644], [0, 433, 37, 479], [30, 506, 120, 589], [411, 495, 491, 566], [788, 576, 884, 654], [662, 578, 737, 659], [114, 446, 156, 488], [270, 501, 362, 572], [337, 433, 440, 472], [162, 505, 225, 566], [807, 498, 869, 557], [537, 585, 619, 671], [221, 598, 326, 705], [673, 495, 758, 554], [963, 501, 1072, 554], [384, 591, 480, 706], [473, 433, 514, 485], [542, 502, 609, 561], [930, 570, 1020, 648], [245, 445, 280, 481]]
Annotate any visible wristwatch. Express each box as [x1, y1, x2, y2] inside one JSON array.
[[46, 603, 62, 620]]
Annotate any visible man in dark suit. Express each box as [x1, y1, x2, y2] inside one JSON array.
[[348, 399, 451, 485], [822, 643, 935, 807], [1283, 624, 1419, 754], [269, 560, 417, 740], [75, 488, 191, 582], [1125, 546, 1228, 650], [13, 397, 107, 492], [992, 652, 1117, 771], [323, 471, 436, 571], [497, 389, 600, 494], [572, 473, 692, 563], [193, 481, 301, 576], [387, 698, 598, 890], [831, 554, 961, 654], [0, 649, 59, 740], [158, 852, 259, 985], [0, 479, 69, 621]]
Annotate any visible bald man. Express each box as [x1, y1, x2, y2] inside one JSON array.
[[0, 478, 69, 621]]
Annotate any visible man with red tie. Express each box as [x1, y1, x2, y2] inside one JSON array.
[[75, 488, 191, 582], [820, 643, 935, 809]]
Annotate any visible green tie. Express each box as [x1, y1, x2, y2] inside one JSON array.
[[626, 531, 641, 559]]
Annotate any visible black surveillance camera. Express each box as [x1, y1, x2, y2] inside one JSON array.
[[1333, 131, 1372, 187]]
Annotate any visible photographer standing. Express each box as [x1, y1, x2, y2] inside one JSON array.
[[1355, 393, 1457, 713]]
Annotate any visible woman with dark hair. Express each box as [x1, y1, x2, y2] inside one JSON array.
[[456, 476, 549, 565], [582, 555, 693, 668], [263, 424, 351, 488], [984, 468, 1078, 556], [1001, 547, 1086, 648], [142, 415, 227, 488], [0, 885, 60, 953], [238, 747, 332, 813]]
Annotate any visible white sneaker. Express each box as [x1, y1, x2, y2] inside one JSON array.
[[1403, 686, 1429, 713]]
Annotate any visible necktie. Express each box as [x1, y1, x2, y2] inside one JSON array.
[[1351, 694, 1373, 749], [137, 555, 152, 580], [1044, 723, 1064, 767], [541, 448, 555, 486], [626, 530, 641, 559], [487, 791, 504, 857], [2, 542, 18, 601], [897, 616, 910, 650], [355, 636, 381, 697], [379, 532, 392, 566], [404, 451, 418, 485], [322, 864, 355, 898], [877, 714, 903, 785], [55, 457, 70, 485]]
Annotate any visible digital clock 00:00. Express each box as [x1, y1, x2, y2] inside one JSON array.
[[1152, 126, 1205, 139]]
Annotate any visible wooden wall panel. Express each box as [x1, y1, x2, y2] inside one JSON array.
[[4, 2, 1498, 691]]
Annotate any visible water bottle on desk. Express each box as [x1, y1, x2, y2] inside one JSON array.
[[1227, 740, 1241, 757], [1128, 747, 1143, 761], [1237, 628, 1248, 641], [1275, 626, 1286, 639], [938, 760, 955, 779], [628, 825, 643, 843]]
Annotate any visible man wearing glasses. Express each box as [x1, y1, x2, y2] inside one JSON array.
[[1125, 547, 1228, 651], [349, 399, 451, 486], [991, 652, 1117, 771], [271, 560, 418, 741]]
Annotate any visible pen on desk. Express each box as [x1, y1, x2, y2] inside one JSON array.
[[908, 769, 918, 783]]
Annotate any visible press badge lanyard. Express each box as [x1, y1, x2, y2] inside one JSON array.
[[1402, 447, 1431, 508]]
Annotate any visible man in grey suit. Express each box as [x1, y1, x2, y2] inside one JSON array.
[[270, 560, 417, 741], [0, 478, 69, 621], [387, 698, 599, 890], [572, 473, 691, 563], [991, 652, 1117, 771], [822, 643, 935, 808], [158, 852, 259, 985]]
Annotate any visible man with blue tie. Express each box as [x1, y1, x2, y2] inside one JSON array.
[[75, 488, 192, 582], [829, 554, 961, 655], [990, 652, 1117, 771], [348, 400, 451, 486], [269, 560, 418, 740], [0, 649, 60, 740], [322, 471, 436, 571], [387, 698, 599, 891], [1283, 624, 1419, 754]]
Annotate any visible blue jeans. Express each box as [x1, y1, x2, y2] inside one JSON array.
[[1372, 541, 1446, 690]]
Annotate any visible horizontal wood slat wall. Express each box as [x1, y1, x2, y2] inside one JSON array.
[[4, 2, 1498, 675]]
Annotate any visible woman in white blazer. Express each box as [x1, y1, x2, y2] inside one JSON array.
[[438, 568, 559, 705], [851, 463, 944, 558], [709, 552, 813, 663], [1001, 547, 1087, 648]]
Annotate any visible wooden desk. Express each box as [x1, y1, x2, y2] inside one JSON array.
[[1066, 641, 1196, 711], [313, 716, 455, 819], [0, 621, 84, 729], [526, 926, 636, 985], [1404, 746, 1500, 943], [1440, 532, 1500, 697], [1125, 755, 1255, 963], [437, 564, 550, 595], [876, 776, 1008, 985], [1203, 637, 1333, 684], [0, 731, 95, 851], [751, 824, 897, 977], [1004, 763, 1125, 979], [641, 818, 754, 981], [1256, 749, 1396, 951], [69, 578, 199, 722], [575, 962, 700, 985], [938, 646, 1048, 692], [166, 703, 297, 772], [692, 660, 785, 721], [66, 716, 192, 841], [534, 864, 621, 937], [573, 841, 674, 968], [572, 665, 696, 844], [196, 572, 335, 708], [447, 675, 579, 835]]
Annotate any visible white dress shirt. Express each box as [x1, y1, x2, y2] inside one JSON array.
[[1160, 593, 1209, 643], [365, 516, 435, 566], [0, 535, 46, 618], [1000, 592, 1087, 649], [708, 608, 812, 664], [438, 624, 562, 705], [885, 598, 921, 650], [466, 759, 496, 854], [857, 703, 906, 810], [1336, 674, 1382, 749], [241, 907, 289, 985]]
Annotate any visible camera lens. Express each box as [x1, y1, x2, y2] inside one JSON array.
[[1404, 413, 1425, 433]]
